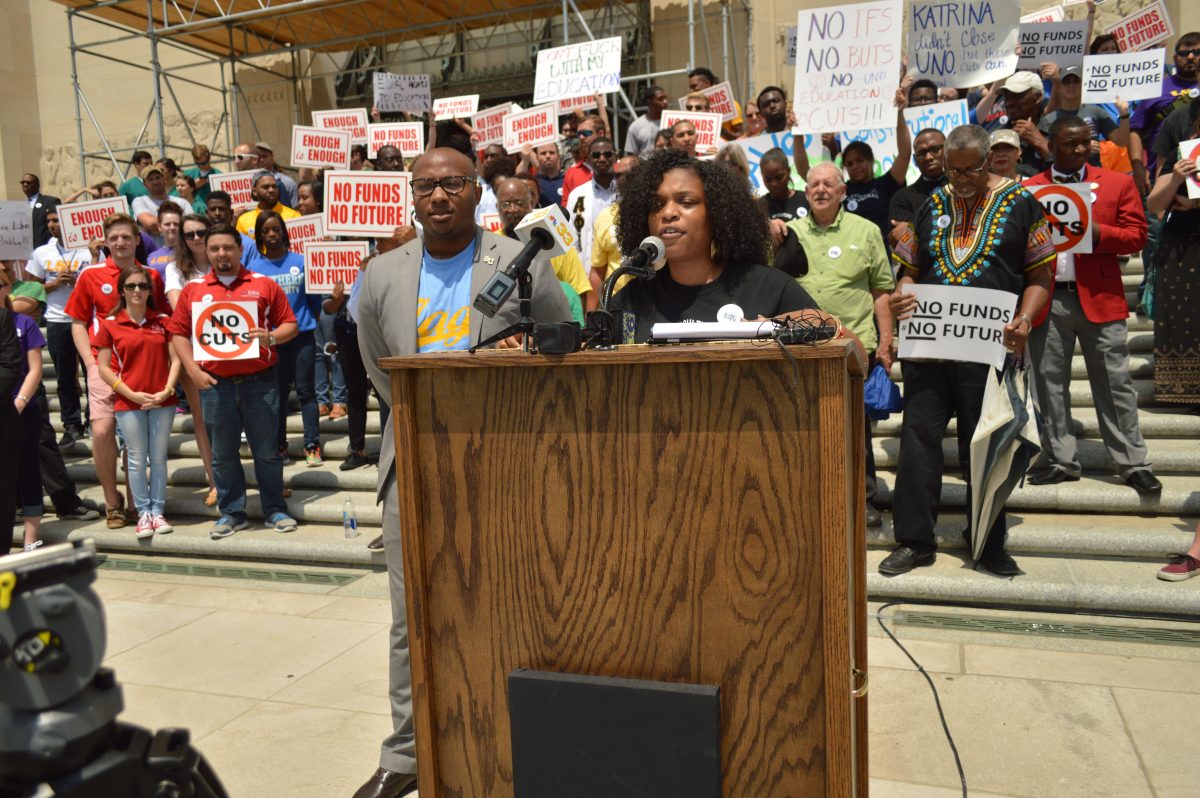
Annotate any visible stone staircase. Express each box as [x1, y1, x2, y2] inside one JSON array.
[[32, 257, 1200, 616]]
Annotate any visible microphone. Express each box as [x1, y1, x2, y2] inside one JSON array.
[[473, 204, 574, 318], [619, 236, 666, 278]]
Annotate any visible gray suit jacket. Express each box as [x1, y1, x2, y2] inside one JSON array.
[[357, 227, 573, 502]]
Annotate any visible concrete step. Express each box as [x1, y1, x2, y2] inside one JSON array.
[[63, 432, 383, 461], [880, 378, 1157, 408], [871, 437, 1200, 474], [873, 406, 1200, 440], [66, 456, 381, 494], [45, 393, 383, 414]]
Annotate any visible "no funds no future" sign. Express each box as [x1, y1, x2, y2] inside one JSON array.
[[897, 283, 1016, 369]]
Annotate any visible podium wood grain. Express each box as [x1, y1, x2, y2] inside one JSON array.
[[384, 342, 868, 797]]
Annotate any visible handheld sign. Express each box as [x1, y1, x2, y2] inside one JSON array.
[[372, 72, 431, 114], [323, 170, 412, 238], [559, 94, 600, 115], [191, 300, 261, 363], [736, 130, 827, 193], [910, 0, 1019, 89], [471, 103, 514, 148], [897, 284, 1016, 369], [304, 241, 369, 293], [367, 122, 425, 158], [503, 104, 558, 153], [1081, 50, 1165, 104], [1179, 138, 1200, 200], [480, 213, 503, 233], [533, 36, 623, 105], [286, 214, 325, 255], [432, 95, 480, 121], [903, 99, 970, 138], [312, 109, 369, 146], [1104, 0, 1173, 52], [0, 203, 34, 259], [1027, 183, 1093, 255], [290, 125, 351, 170], [1019, 5, 1064, 24], [660, 111, 723, 153], [1017, 21, 1088, 69], [57, 196, 130, 250], [208, 170, 256, 211], [677, 81, 739, 123]]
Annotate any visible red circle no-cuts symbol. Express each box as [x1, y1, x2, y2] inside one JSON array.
[[1038, 184, 1088, 254], [195, 302, 256, 360], [1188, 142, 1200, 189]]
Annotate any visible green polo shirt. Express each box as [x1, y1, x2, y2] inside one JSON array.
[[785, 208, 893, 351]]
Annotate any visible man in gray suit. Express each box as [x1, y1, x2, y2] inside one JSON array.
[[352, 147, 571, 798]]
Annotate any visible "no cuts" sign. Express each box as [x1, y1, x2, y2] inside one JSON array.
[[1027, 183, 1093, 254], [191, 300, 261, 362]]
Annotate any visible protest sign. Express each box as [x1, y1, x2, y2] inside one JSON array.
[[903, 99, 970, 138], [559, 95, 599, 115], [471, 103, 514, 148], [898, 284, 1015, 369], [191, 300, 261, 363], [372, 72, 431, 114], [286, 214, 324, 255], [1104, 0, 1173, 52], [503, 103, 558, 153], [1082, 50, 1165, 104], [1019, 5, 1064, 24], [312, 109, 368, 146], [791, 0, 903, 135], [910, 0, 1019, 89], [660, 111, 723, 153], [303, 241, 369, 293], [736, 130, 829, 193], [1179, 138, 1200, 200], [290, 125, 350, 170], [533, 36, 623, 105], [323, 170, 412, 237], [1027, 183, 1093, 255], [367, 122, 425, 158], [208, 170, 256, 210], [678, 81, 739, 122], [433, 95, 480, 121], [842, 126, 921, 183], [480, 213, 503, 233], [57, 196, 130, 250], [1017, 20, 1088, 69], [785, 26, 797, 66], [0, 203, 33, 259]]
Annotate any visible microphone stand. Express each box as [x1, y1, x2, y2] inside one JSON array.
[[585, 265, 655, 349], [469, 268, 535, 353]]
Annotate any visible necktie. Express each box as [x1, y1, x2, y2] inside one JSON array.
[[1054, 172, 1080, 184]]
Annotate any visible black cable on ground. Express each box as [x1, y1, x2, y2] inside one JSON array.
[[876, 601, 967, 798]]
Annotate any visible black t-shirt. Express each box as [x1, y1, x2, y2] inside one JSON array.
[[845, 173, 901, 244], [889, 176, 947, 225], [1154, 99, 1200, 175], [759, 191, 809, 223], [608, 264, 819, 343]]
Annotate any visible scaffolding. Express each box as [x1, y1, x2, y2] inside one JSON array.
[[59, 0, 753, 186]]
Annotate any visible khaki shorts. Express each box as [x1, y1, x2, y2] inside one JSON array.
[[86, 360, 115, 421]]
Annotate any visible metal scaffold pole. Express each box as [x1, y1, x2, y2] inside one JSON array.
[[68, 9, 88, 188]]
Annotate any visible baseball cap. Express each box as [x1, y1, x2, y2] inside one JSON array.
[[255, 141, 274, 152], [1060, 65, 1083, 81], [990, 129, 1021, 150], [140, 164, 166, 178], [1002, 71, 1044, 97], [251, 169, 275, 185]]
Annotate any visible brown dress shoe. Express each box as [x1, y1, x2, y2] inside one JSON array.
[[352, 767, 417, 798]]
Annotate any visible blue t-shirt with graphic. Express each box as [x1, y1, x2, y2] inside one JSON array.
[[246, 250, 320, 332], [417, 244, 474, 353]]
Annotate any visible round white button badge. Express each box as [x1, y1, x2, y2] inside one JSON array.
[[717, 304, 744, 323], [1191, 88, 1200, 99], [999, 115, 1009, 125], [847, 199, 859, 212], [797, 207, 808, 219], [828, 245, 842, 259], [101, 284, 113, 295], [290, 266, 301, 275], [937, 215, 951, 229]]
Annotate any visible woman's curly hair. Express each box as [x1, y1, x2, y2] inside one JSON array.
[[616, 148, 769, 284]]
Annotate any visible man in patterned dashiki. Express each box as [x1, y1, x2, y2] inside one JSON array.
[[881, 124, 1055, 579]]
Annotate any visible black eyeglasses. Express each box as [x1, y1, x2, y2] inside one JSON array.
[[946, 162, 988, 178], [124, 282, 151, 292], [182, 230, 208, 240], [411, 175, 472, 196]]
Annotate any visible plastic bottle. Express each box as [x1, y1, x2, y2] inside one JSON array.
[[343, 497, 359, 539]]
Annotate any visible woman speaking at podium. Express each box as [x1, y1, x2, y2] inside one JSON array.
[[608, 148, 846, 345]]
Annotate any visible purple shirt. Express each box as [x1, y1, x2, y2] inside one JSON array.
[[1130, 74, 1198, 176], [13, 313, 45, 399], [147, 246, 174, 279]]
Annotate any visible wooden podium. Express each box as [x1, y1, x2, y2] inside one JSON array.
[[381, 341, 869, 797]]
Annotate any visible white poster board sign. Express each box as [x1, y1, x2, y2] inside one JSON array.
[[503, 104, 559, 153], [1019, 5, 1064, 24], [372, 72, 431, 114], [533, 36, 623, 105], [432, 95, 480, 121], [559, 95, 599, 115], [191, 300, 261, 362], [659, 111, 723, 153], [909, 0, 1019, 89], [792, 0, 903, 135], [303, 241, 370, 293], [471, 103, 514, 149], [898, 284, 1015, 369], [311, 109, 369, 146], [736, 130, 830, 193], [57, 196, 130, 250], [1081, 50, 1166, 104], [290, 125, 351, 170], [286, 214, 324, 255], [323, 170, 412, 237], [0, 203, 33, 259], [677, 81, 739, 122], [1027, 183, 1093, 255], [1017, 21, 1088, 69], [1179, 138, 1200, 200], [903, 99, 971, 139], [1104, 0, 1174, 52], [208, 170, 256, 210], [367, 122, 425, 158]]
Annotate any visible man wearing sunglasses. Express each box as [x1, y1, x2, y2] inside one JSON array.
[[1130, 32, 1200, 193], [564, 137, 619, 273], [561, 115, 608, 201], [352, 147, 570, 798]]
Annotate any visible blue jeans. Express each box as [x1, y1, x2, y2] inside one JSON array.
[[314, 310, 346, 406], [200, 369, 288, 523], [275, 330, 321, 451], [115, 405, 174, 516]]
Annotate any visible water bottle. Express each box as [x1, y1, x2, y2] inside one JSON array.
[[342, 497, 359, 539]]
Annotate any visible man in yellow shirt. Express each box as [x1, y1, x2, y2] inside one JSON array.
[[235, 170, 300, 239]]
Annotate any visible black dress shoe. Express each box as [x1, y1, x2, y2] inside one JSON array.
[[879, 546, 936, 575], [1027, 467, 1081, 486], [976, 550, 1021, 577], [352, 767, 418, 798], [341, 451, 369, 471], [1127, 470, 1162, 496], [865, 505, 882, 528]]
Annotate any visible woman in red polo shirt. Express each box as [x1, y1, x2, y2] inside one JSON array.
[[95, 265, 181, 539]]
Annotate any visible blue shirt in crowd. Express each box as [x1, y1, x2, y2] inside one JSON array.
[[246, 249, 321, 333]]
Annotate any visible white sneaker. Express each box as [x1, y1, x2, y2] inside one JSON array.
[[23, 541, 43, 552], [135, 513, 155, 540], [151, 514, 174, 534]]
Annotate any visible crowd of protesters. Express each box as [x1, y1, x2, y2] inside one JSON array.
[[4, 18, 1200, 593]]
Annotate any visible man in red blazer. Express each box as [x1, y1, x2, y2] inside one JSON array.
[[1024, 116, 1160, 495]]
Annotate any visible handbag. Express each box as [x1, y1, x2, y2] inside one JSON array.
[[864, 363, 903, 420]]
